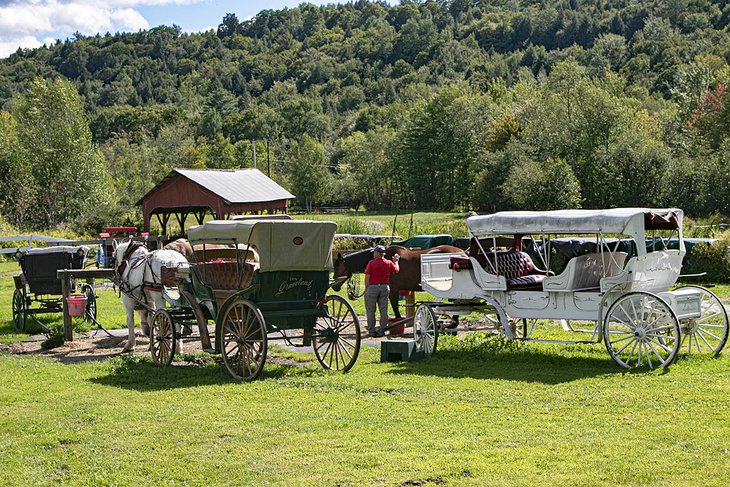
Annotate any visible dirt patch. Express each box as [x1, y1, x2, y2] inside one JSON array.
[[2, 316, 388, 366], [1, 330, 213, 365]]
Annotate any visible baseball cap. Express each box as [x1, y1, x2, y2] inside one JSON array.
[[374, 245, 386, 253]]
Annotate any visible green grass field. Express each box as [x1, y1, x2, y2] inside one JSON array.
[[2, 260, 730, 485]]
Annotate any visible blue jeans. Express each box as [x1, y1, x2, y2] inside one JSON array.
[[364, 284, 389, 332]]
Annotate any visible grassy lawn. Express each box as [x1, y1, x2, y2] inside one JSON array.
[[1, 260, 730, 485]]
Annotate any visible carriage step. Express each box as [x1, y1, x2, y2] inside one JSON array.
[[380, 339, 425, 363]]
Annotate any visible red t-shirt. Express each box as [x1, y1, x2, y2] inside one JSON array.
[[364, 257, 399, 285]]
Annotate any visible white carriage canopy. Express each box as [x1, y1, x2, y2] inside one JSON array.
[[467, 208, 684, 255], [187, 220, 337, 272]]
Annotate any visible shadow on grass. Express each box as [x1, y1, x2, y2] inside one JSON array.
[[90, 353, 324, 391], [386, 347, 625, 385]]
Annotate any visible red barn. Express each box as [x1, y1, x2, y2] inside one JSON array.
[[138, 168, 295, 234]]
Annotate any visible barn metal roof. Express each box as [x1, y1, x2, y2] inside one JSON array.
[[171, 168, 295, 204]]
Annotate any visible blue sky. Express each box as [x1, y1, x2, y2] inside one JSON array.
[[0, 1, 387, 58]]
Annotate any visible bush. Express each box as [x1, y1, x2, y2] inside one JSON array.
[[683, 238, 730, 283], [40, 332, 64, 349]]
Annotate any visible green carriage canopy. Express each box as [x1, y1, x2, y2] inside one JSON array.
[[187, 220, 337, 272]]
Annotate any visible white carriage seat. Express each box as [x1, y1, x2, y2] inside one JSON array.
[[543, 252, 628, 292]]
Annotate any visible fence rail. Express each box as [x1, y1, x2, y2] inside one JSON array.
[[0, 235, 168, 255]]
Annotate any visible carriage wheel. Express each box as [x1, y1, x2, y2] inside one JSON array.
[[677, 285, 729, 355], [12, 288, 26, 332], [507, 318, 528, 339], [150, 309, 176, 367], [313, 295, 361, 372], [603, 292, 680, 369], [220, 299, 267, 381], [81, 284, 97, 323], [413, 304, 438, 356]]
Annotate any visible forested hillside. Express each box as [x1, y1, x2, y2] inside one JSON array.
[[1, 0, 730, 231]]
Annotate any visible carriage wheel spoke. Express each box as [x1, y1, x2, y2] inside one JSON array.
[[693, 333, 703, 353], [643, 343, 653, 369], [338, 340, 353, 360], [697, 327, 722, 342], [647, 341, 666, 363]]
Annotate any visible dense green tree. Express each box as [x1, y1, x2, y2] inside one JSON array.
[[1, 2, 730, 219], [285, 134, 329, 212], [336, 127, 397, 210], [12, 78, 114, 229], [501, 157, 582, 210]]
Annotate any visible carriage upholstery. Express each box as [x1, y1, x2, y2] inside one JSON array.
[[192, 260, 258, 304], [450, 251, 550, 290], [542, 252, 628, 291]]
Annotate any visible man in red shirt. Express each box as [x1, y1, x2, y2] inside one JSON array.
[[364, 245, 400, 337]]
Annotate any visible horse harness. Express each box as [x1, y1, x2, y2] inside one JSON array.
[[115, 243, 163, 303]]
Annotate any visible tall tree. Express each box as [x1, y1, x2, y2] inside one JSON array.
[[285, 134, 329, 212], [12, 78, 114, 229]]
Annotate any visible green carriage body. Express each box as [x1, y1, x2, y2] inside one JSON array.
[[154, 219, 361, 380]]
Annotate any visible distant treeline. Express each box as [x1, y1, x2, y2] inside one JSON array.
[[1, 1, 730, 230]]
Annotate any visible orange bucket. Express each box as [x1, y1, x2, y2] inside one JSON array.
[[67, 294, 87, 317]]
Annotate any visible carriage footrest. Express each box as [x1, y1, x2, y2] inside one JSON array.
[[380, 339, 424, 363]]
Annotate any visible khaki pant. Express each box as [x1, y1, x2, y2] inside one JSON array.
[[364, 284, 389, 332]]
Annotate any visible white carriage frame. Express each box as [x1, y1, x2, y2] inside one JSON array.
[[417, 208, 724, 368]]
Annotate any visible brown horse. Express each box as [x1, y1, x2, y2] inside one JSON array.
[[163, 238, 194, 261], [332, 245, 466, 319]]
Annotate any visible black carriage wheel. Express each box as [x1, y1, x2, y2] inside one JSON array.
[[313, 295, 361, 372], [81, 284, 97, 323], [220, 299, 267, 381], [676, 285, 729, 355], [150, 309, 176, 367], [12, 288, 26, 332], [603, 292, 680, 369], [413, 304, 438, 356]]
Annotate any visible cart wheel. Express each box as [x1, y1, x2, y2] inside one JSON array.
[[413, 304, 438, 356], [507, 318, 528, 339], [81, 284, 97, 323], [313, 295, 361, 372], [12, 288, 26, 332], [150, 309, 176, 367], [604, 292, 680, 369], [677, 285, 729, 355], [220, 299, 267, 381]]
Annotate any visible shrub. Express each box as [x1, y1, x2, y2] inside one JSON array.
[[683, 238, 730, 283]]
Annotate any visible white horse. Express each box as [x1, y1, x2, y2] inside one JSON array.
[[112, 240, 189, 352]]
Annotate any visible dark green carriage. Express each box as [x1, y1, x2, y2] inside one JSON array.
[[150, 219, 361, 381]]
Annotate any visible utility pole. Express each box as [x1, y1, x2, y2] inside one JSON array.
[[252, 139, 257, 168], [266, 139, 271, 177]]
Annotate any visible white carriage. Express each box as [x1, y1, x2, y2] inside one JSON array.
[[416, 208, 729, 368]]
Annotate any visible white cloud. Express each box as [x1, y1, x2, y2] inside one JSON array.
[[0, 0, 205, 58], [0, 35, 42, 56]]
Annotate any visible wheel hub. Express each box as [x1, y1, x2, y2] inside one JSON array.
[[633, 323, 648, 341], [681, 319, 698, 334], [319, 327, 338, 343]]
